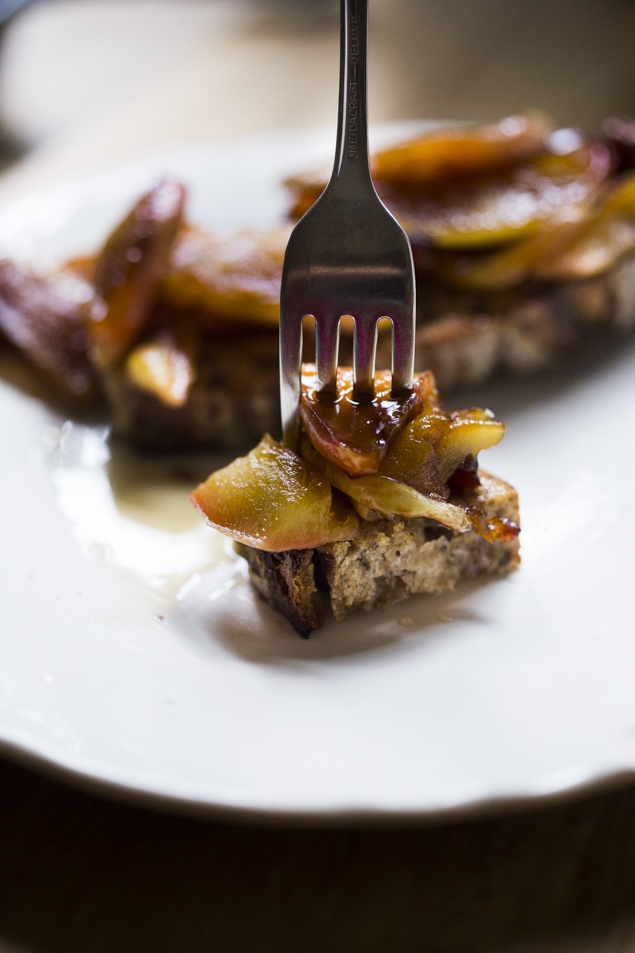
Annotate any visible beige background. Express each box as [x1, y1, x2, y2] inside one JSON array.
[[3, 0, 635, 196]]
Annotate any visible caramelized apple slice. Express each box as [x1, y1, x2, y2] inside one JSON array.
[[445, 167, 635, 287], [288, 120, 611, 251], [191, 435, 362, 552], [377, 413, 448, 497], [300, 366, 430, 477], [87, 178, 185, 367], [299, 436, 469, 531], [437, 411, 505, 481], [377, 401, 505, 491], [386, 136, 611, 250], [533, 171, 635, 280], [286, 114, 549, 218], [538, 216, 635, 280], [161, 226, 288, 329], [0, 260, 96, 398], [125, 332, 196, 408], [439, 213, 591, 290], [372, 113, 550, 187], [319, 456, 471, 533]]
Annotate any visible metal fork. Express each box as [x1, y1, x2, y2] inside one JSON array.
[[279, 0, 416, 449]]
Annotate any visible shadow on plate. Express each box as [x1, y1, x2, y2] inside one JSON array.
[[177, 564, 505, 666]]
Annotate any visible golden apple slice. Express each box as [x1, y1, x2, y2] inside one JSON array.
[[161, 225, 289, 329], [443, 169, 635, 288], [0, 260, 96, 399], [540, 216, 635, 279], [387, 137, 610, 250], [371, 113, 550, 187], [533, 171, 635, 280], [191, 435, 362, 552], [439, 213, 591, 290], [288, 120, 611, 251], [320, 458, 472, 533], [300, 437, 470, 532], [437, 412, 505, 481], [125, 334, 196, 407], [286, 114, 549, 217], [377, 414, 448, 497], [377, 404, 504, 493]]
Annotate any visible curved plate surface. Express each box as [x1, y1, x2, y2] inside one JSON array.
[[1, 126, 635, 821]]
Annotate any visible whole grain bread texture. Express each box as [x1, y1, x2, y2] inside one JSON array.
[[238, 470, 520, 637]]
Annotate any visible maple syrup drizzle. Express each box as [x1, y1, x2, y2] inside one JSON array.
[[301, 365, 418, 453]]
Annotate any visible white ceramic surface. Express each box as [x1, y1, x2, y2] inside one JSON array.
[[1, 128, 635, 821]]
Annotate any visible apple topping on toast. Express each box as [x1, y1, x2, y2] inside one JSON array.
[[191, 434, 362, 552], [192, 367, 517, 550], [299, 365, 427, 477]]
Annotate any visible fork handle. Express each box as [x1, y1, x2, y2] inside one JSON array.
[[330, 0, 372, 195]]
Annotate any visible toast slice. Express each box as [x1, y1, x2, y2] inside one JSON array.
[[191, 368, 520, 637], [238, 470, 520, 637]]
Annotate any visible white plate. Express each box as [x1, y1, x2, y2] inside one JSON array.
[[1, 127, 635, 822]]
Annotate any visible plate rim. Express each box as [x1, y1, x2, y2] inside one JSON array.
[[2, 731, 635, 825], [2, 126, 635, 823]]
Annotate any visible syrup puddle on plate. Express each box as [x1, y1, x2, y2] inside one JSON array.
[[41, 420, 243, 604], [39, 418, 497, 658]]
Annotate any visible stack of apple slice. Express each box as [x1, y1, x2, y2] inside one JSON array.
[[191, 366, 509, 552]]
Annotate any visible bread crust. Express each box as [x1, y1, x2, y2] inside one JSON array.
[[408, 260, 635, 390], [239, 470, 520, 637]]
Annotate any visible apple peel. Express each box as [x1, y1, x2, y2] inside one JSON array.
[[299, 366, 430, 477], [302, 445, 472, 533]]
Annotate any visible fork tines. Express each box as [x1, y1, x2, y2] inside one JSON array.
[[279, 0, 416, 448]]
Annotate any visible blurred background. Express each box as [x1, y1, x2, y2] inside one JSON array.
[[2, 0, 635, 188]]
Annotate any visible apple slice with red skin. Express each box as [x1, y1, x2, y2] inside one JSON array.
[[87, 178, 185, 368], [299, 366, 435, 478], [191, 434, 362, 552]]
